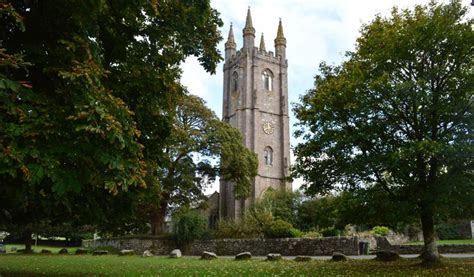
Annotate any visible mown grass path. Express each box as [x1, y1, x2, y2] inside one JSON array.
[[0, 255, 473, 276]]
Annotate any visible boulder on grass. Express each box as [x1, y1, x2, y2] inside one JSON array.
[[331, 252, 348, 262], [92, 250, 108, 256], [235, 252, 252, 261], [266, 253, 282, 261], [294, 255, 312, 262], [142, 250, 153, 257], [41, 249, 52, 254], [375, 250, 400, 261], [75, 248, 88, 255], [169, 249, 182, 258], [58, 248, 68, 254], [119, 249, 135, 256], [201, 251, 218, 260]]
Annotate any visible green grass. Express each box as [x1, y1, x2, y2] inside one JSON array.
[[404, 239, 474, 245], [3, 244, 79, 254], [0, 255, 473, 276]]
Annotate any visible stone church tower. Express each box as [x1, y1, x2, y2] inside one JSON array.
[[219, 9, 291, 219]]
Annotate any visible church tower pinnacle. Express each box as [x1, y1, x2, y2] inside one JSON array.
[[274, 19, 287, 59], [259, 33, 266, 51], [243, 7, 255, 49], [225, 23, 236, 59]]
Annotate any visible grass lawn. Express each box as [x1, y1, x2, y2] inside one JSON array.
[[0, 255, 473, 276], [2, 244, 79, 254], [404, 239, 474, 245]]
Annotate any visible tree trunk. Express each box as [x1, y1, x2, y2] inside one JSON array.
[[150, 201, 168, 235], [419, 206, 440, 264], [23, 229, 33, 253], [150, 210, 164, 236]]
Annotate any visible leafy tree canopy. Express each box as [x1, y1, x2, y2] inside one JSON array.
[[143, 94, 257, 235], [0, 0, 223, 245], [293, 0, 473, 263]]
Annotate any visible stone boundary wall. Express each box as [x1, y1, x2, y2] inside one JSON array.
[[186, 237, 359, 256], [376, 237, 474, 254], [83, 237, 359, 256]]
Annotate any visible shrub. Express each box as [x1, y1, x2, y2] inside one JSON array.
[[289, 228, 303, 238], [321, 227, 341, 237], [370, 226, 390, 237], [302, 231, 322, 238], [435, 224, 462, 240], [172, 210, 207, 242], [264, 219, 295, 238]]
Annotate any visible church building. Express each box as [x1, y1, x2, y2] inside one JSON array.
[[219, 8, 292, 219]]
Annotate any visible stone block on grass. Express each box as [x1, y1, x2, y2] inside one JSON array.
[[294, 255, 312, 262], [375, 250, 400, 261], [142, 250, 154, 257], [331, 252, 348, 261], [40, 249, 52, 254], [58, 248, 68, 254], [92, 250, 108, 256], [201, 251, 218, 260], [266, 253, 282, 261], [75, 248, 88, 255], [235, 252, 252, 260], [119, 249, 135, 256], [169, 249, 182, 258]]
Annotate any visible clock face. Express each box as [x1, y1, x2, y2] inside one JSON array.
[[262, 121, 275, 135]]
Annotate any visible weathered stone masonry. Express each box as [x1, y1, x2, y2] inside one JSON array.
[[83, 237, 360, 256]]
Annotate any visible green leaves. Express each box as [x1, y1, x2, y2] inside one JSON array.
[[293, 0, 473, 240]]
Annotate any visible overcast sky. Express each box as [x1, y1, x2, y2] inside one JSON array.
[[181, 0, 473, 193]]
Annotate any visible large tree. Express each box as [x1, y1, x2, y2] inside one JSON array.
[[144, 94, 257, 234], [293, 0, 473, 264], [0, 0, 223, 247]]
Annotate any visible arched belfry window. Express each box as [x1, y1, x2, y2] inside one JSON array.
[[264, 146, 273, 166], [232, 72, 239, 92], [262, 69, 273, 91]]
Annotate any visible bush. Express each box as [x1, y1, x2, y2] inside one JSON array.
[[264, 219, 296, 238], [289, 228, 303, 238], [302, 231, 322, 238], [321, 227, 341, 237], [172, 210, 207, 242], [435, 224, 462, 240], [370, 226, 390, 237]]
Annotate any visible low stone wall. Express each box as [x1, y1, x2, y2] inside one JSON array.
[[376, 237, 474, 254], [82, 238, 176, 255], [391, 244, 474, 254], [185, 237, 359, 256], [83, 236, 359, 256]]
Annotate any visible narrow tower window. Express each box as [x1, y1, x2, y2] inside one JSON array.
[[262, 70, 273, 91], [232, 72, 239, 92], [264, 146, 273, 165]]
